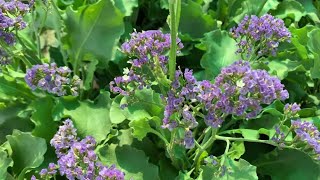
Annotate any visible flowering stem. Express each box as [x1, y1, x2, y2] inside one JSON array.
[[193, 128, 217, 171], [149, 129, 169, 145], [220, 139, 230, 166], [215, 135, 278, 146], [169, 0, 178, 81]]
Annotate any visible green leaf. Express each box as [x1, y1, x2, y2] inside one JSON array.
[[179, 0, 216, 39], [311, 53, 320, 79], [0, 75, 35, 101], [52, 91, 112, 143], [267, 59, 305, 80], [112, 0, 138, 16], [255, 149, 320, 180], [110, 95, 127, 124], [230, 0, 279, 23], [159, 159, 179, 180], [123, 89, 164, 122], [30, 97, 58, 142], [65, 0, 124, 66], [200, 158, 258, 180], [295, 0, 320, 23], [83, 58, 99, 90], [129, 117, 156, 141], [229, 141, 245, 160], [98, 144, 160, 180], [271, 0, 305, 22], [0, 149, 13, 180], [6, 130, 47, 179], [0, 104, 33, 144], [307, 28, 320, 53], [199, 30, 241, 79]]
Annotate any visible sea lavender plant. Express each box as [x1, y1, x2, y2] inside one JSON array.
[[0, 0, 34, 45], [230, 14, 291, 59], [110, 30, 183, 96], [33, 119, 125, 180], [25, 63, 81, 96], [291, 120, 320, 161], [284, 103, 301, 117]]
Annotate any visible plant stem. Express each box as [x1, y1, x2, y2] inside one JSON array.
[[220, 139, 230, 166], [215, 135, 278, 146], [193, 128, 216, 170], [150, 129, 169, 145], [169, 0, 177, 81]]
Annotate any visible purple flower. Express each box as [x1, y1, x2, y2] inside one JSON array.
[[111, 30, 184, 96], [0, 0, 34, 45], [33, 119, 126, 179], [50, 119, 77, 158], [183, 130, 195, 149], [284, 103, 300, 117], [230, 14, 291, 58], [25, 63, 81, 96], [291, 120, 320, 160], [214, 60, 289, 119]]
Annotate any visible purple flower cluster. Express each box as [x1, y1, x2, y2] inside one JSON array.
[[25, 63, 81, 96], [284, 103, 300, 117], [291, 120, 320, 160], [50, 119, 78, 158], [162, 61, 289, 148], [0, 48, 10, 65], [214, 60, 289, 119], [33, 119, 125, 180], [121, 30, 183, 70], [110, 30, 183, 96], [230, 14, 291, 57], [271, 125, 286, 146], [0, 0, 34, 45]]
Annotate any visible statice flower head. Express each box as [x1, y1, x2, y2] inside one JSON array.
[[50, 119, 77, 158], [121, 30, 183, 70], [214, 60, 289, 119], [0, 48, 11, 66], [25, 63, 81, 96], [291, 120, 320, 160], [96, 163, 125, 180], [284, 103, 300, 117], [111, 30, 183, 96], [33, 119, 126, 180], [0, 0, 34, 45], [39, 163, 58, 179], [230, 14, 291, 58], [58, 136, 97, 179]]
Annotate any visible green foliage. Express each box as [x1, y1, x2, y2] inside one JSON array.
[[6, 130, 47, 179], [53, 92, 112, 143], [98, 144, 160, 180], [64, 0, 124, 67], [255, 149, 320, 180], [199, 30, 241, 79]]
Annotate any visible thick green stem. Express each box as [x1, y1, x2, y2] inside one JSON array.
[[220, 139, 230, 166], [169, 0, 177, 80]]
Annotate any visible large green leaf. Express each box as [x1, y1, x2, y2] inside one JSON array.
[[112, 0, 138, 16], [199, 30, 241, 79], [271, 0, 305, 22], [307, 28, 320, 53], [122, 89, 164, 122], [0, 148, 13, 180], [52, 91, 112, 143], [179, 0, 216, 39], [6, 130, 47, 179], [98, 144, 160, 180], [0, 75, 35, 101], [255, 149, 320, 180], [199, 158, 258, 180], [65, 0, 124, 67], [30, 97, 58, 142]]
